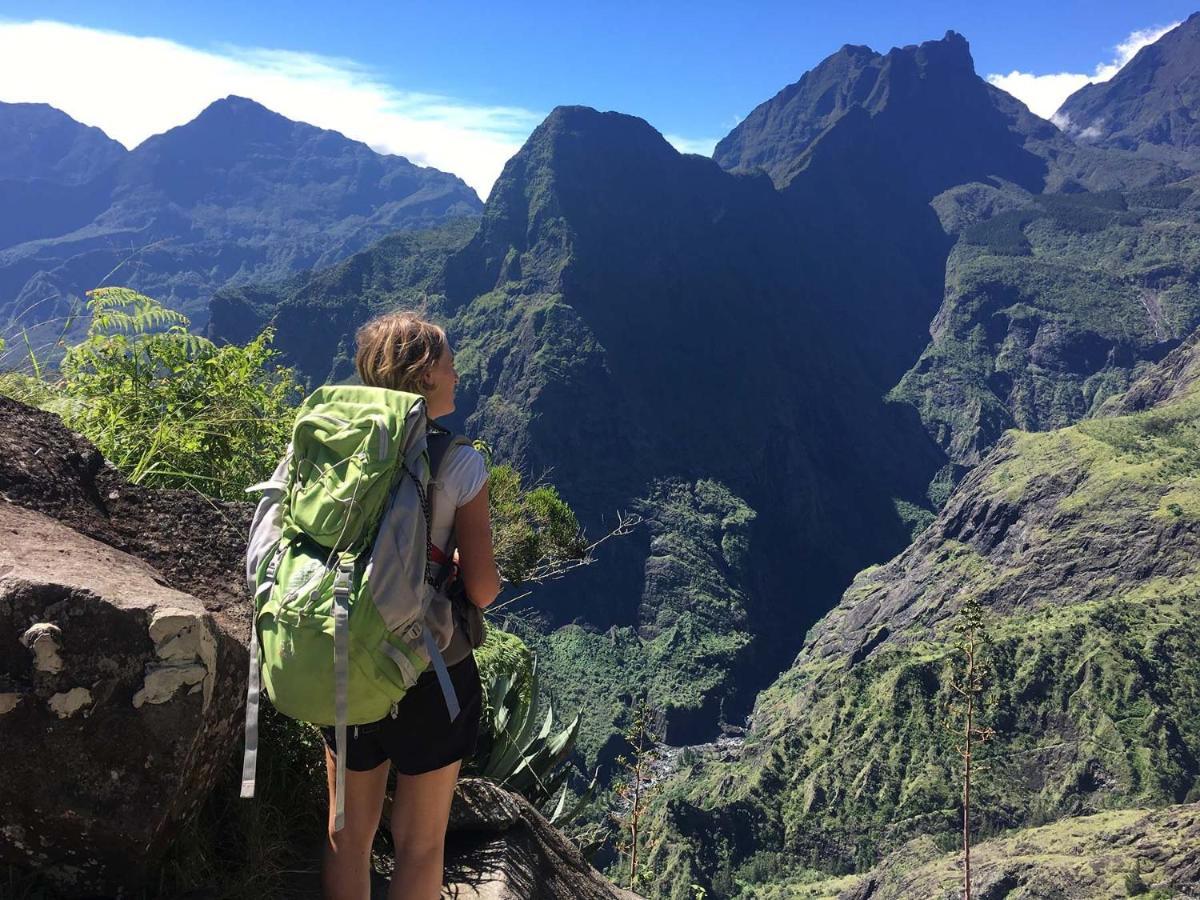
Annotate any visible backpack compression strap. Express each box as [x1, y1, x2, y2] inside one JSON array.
[[240, 544, 285, 800]]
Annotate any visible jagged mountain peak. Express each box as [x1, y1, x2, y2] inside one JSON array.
[[446, 104, 695, 299], [714, 28, 1003, 187], [716, 27, 1047, 195], [528, 104, 678, 156]]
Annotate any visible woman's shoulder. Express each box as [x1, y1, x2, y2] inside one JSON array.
[[444, 439, 485, 471], [438, 440, 488, 504]]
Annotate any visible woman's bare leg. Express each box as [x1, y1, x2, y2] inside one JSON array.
[[322, 748, 390, 900], [387, 760, 461, 900]]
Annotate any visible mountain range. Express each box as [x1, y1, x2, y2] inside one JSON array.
[[203, 19, 1200, 898], [7, 14, 1200, 898], [0, 95, 480, 361]]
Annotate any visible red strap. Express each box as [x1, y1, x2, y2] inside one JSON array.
[[430, 544, 450, 567]]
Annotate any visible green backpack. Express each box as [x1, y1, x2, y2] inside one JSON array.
[[239, 384, 463, 831]]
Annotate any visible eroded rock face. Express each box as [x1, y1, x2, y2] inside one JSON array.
[[0, 504, 245, 895], [0, 396, 254, 641]]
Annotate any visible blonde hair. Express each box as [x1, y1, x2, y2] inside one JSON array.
[[354, 310, 448, 394]]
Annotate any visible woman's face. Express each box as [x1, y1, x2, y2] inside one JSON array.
[[421, 344, 459, 419]]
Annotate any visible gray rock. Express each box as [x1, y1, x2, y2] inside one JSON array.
[[0, 503, 245, 896]]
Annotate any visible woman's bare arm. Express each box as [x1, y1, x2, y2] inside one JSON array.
[[455, 482, 501, 608]]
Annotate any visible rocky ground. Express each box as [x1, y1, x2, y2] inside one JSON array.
[[0, 395, 254, 640]]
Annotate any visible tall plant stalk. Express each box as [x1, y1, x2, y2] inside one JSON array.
[[946, 597, 995, 900], [615, 694, 660, 890]]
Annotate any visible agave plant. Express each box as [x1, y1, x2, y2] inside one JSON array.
[[469, 654, 597, 826]]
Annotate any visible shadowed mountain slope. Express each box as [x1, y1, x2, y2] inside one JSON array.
[[717, 30, 1200, 496], [0, 102, 127, 250], [0, 101, 125, 186]]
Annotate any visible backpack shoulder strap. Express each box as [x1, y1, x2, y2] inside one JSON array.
[[426, 425, 473, 483]]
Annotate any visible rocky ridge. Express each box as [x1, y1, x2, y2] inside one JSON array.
[[1057, 13, 1200, 163]]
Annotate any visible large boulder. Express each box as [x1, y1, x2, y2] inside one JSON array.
[[0, 397, 253, 895], [0, 504, 245, 894]]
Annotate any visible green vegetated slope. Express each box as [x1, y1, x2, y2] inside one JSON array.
[[515, 479, 756, 764], [643, 330, 1200, 898], [208, 217, 481, 384], [748, 803, 1200, 899], [891, 179, 1200, 483]]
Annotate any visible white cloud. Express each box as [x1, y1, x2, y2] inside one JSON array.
[[986, 21, 1180, 121], [664, 134, 719, 156], [0, 19, 549, 198]]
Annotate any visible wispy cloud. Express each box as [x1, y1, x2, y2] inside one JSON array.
[[0, 19, 549, 198], [664, 134, 719, 156], [985, 21, 1180, 121]]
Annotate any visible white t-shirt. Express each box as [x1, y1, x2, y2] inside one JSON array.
[[429, 442, 489, 554]]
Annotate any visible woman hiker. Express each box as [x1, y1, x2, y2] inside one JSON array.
[[327, 311, 500, 900], [249, 310, 502, 899]]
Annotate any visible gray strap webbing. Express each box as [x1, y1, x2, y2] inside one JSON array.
[[422, 627, 461, 721], [332, 564, 352, 832], [241, 549, 282, 799], [424, 426, 467, 716], [239, 614, 262, 798]]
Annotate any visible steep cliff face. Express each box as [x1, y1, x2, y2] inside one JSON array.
[[644, 327, 1200, 897], [438, 106, 944, 746]]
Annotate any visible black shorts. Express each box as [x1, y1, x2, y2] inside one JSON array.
[[320, 653, 482, 775]]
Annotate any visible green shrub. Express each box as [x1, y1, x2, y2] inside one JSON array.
[[485, 455, 588, 583], [26, 287, 303, 500]]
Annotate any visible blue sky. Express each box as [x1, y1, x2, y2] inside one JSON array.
[[1, 1, 1196, 195]]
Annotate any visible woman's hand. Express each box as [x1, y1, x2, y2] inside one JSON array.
[[454, 483, 501, 608]]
